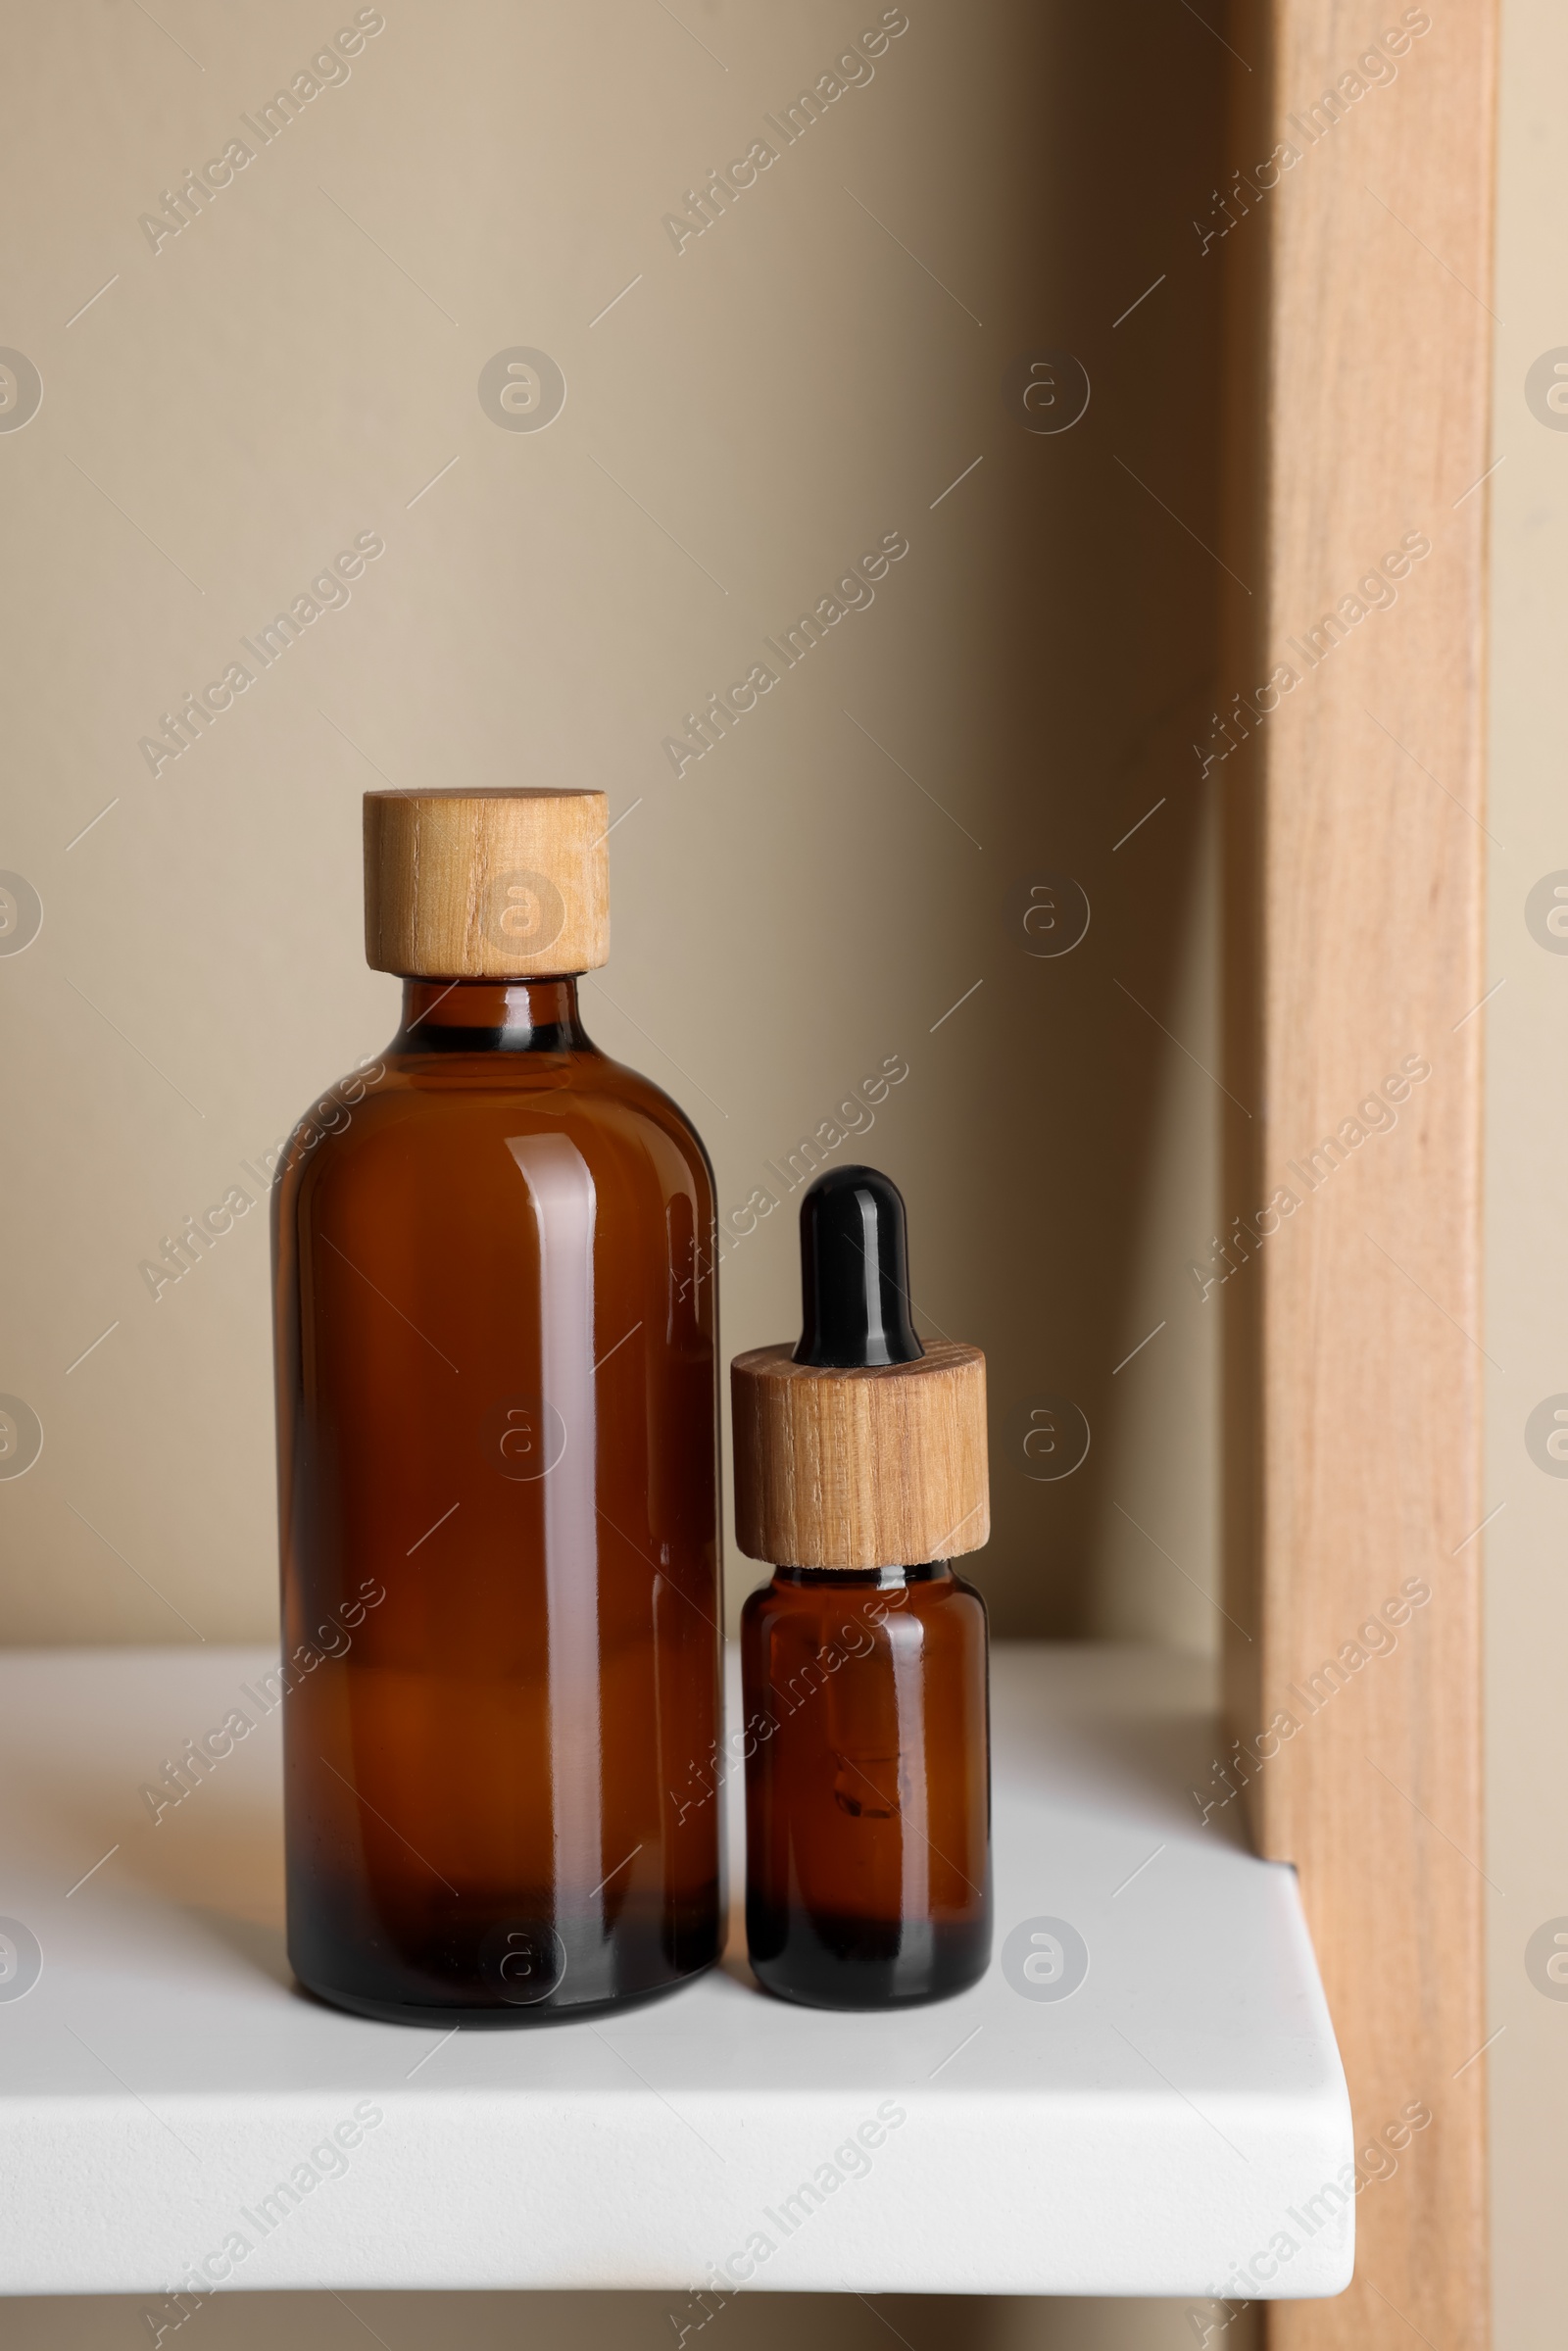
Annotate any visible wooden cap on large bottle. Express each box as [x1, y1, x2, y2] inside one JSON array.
[[364, 789, 610, 978], [732, 1341, 989, 1569], [731, 1165, 990, 1569]]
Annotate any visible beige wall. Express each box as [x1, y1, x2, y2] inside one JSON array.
[[0, 2, 1238, 2345], [1486, 0, 1568, 2343], [0, 0, 1227, 1654]]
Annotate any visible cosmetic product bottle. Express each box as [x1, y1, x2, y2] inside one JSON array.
[[732, 1165, 992, 2008], [273, 789, 723, 2024]]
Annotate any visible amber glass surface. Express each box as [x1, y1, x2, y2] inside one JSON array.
[[741, 1562, 991, 2008], [272, 978, 723, 2024]]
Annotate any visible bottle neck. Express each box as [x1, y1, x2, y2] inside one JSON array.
[[770, 1562, 950, 1590], [394, 976, 589, 1053]]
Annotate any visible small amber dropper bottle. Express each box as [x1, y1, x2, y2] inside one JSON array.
[[732, 1166, 992, 2008]]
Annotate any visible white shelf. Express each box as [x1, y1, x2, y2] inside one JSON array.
[[0, 1642, 1351, 2301]]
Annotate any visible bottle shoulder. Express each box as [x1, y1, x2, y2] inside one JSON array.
[[276, 1044, 714, 1211], [742, 1568, 987, 1641]]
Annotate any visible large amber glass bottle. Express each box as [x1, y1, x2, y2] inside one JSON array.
[[732, 1167, 992, 2008], [273, 789, 723, 2023]]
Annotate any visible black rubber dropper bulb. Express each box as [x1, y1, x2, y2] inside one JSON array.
[[792, 1165, 925, 1370]]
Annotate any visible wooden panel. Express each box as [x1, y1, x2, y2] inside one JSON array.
[[1215, 5, 1497, 2344]]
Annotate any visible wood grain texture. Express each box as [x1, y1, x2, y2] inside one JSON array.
[[1216, 5, 1496, 2343], [731, 1342, 989, 1569], [364, 788, 610, 977]]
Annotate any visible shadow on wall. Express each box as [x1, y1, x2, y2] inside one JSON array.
[[855, 4, 1230, 1639], [646, 1, 1232, 1645]]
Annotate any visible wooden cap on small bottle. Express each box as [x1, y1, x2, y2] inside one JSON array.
[[731, 1342, 990, 1569], [364, 788, 610, 978]]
